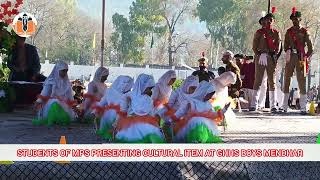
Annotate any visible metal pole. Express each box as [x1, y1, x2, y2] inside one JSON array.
[[101, 0, 105, 67]]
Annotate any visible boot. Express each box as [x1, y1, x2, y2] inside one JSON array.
[[269, 91, 277, 113], [249, 90, 259, 111], [279, 93, 289, 113], [300, 94, 308, 115]]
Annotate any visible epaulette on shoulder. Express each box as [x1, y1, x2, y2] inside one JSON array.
[[301, 27, 308, 33], [256, 29, 264, 34]]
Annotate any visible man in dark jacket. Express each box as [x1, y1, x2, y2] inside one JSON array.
[[192, 53, 215, 82], [8, 36, 43, 82]]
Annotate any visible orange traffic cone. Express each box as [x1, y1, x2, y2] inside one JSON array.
[[59, 136, 67, 144], [56, 136, 70, 164]]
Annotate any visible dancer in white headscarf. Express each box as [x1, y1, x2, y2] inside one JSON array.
[[168, 81, 230, 143], [33, 61, 76, 126], [114, 73, 165, 143], [160, 75, 199, 142], [94, 75, 134, 140], [152, 70, 176, 108], [83, 67, 109, 117], [167, 75, 199, 110]]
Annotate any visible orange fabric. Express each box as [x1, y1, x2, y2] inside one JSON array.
[[93, 104, 123, 117], [164, 106, 176, 117], [37, 95, 50, 102], [36, 95, 77, 109], [115, 115, 160, 132], [153, 99, 168, 108], [209, 98, 216, 104], [173, 110, 224, 134], [83, 93, 100, 102]]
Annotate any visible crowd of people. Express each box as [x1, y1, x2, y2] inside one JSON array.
[[3, 6, 320, 143], [32, 60, 237, 143], [213, 7, 319, 115]]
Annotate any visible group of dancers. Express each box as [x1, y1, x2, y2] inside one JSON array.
[[33, 61, 237, 143]]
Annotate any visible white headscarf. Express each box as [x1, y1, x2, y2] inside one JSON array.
[[103, 75, 134, 105], [129, 74, 155, 116], [88, 67, 109, 98], [153, 70, 176, 100], [173, 75, 199, 108], [187, 81, 215, 112], [93, 67, 109, 82], [179, 75, 199, 95], [210, 71, 236, 100], [44, 61, 72, 98]]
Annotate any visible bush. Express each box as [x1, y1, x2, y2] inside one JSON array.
[[172, 79, 183, 90], [0, 82, 15, 113], [0, 64, 10, 82]]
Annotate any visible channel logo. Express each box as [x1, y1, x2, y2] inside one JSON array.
[[11, 12, 37, 37]]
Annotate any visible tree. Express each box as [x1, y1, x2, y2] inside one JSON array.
[[21, 0, 105, 65], [111, 0, 166, 64], [160, 0, 195, 66], [196, 0, 250, 58]]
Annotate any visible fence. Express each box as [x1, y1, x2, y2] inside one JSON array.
[[1, 161, 320, 179]]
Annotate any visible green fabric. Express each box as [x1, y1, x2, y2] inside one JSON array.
[[115, 134, 165, 143], [186, 124, 223, 143], [317, 133, 320, 144], [32, 118, 48, 126], [47, 102, 71, 126], [159, 119, 165, 128], [33, 102, 71, 126], [96, 121, 113, 141]]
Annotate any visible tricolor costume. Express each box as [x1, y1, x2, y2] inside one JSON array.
[[169, 81, 224, 143], [83, 67, 109, 118], [152, 70, 176, 110], [95, 75, 133, 140], [33, 61, 76, 126], [163, 75, 199, 142], [114, 74, 165, 143], [167, 75, 199, 113]]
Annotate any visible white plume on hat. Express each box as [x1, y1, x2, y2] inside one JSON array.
[[223, 50, 234, 59]]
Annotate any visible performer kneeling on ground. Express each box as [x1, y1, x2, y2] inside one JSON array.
[[152, 70, 176, 109], [114, 74, 165, 143], [167, 75, 199, 112], [83, 67, 109, 119], [162, 75, 199, 142], [33, 61, 77, 126], [94, 75, 133, 140], [168, 81, 230, 143]]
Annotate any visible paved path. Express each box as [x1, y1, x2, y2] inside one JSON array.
[[1, 109, 320, 179], [0, 109, 319, 144]]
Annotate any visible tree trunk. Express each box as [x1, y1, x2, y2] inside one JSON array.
[[209, 37, 214, 66], [168, 34, 173, 66]]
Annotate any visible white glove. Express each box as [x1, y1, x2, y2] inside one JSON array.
[[259, 53, 268, 66], [285, 50, 291, 64]]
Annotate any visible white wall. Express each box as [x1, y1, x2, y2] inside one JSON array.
[[40, 61, 196, 82]]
